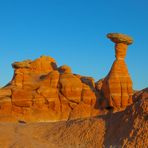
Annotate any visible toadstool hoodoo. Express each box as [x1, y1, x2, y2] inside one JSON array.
[[102, 33, 133, 109]]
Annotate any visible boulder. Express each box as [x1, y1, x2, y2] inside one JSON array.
[[12, 60, 32, 69], [40, 70, 60, 88], [59, 73, 83, 103], [81, 84, 96, 106], [107, 33, 133, 45], [30, 55, 57, 73], [58, 65, 72, 74]]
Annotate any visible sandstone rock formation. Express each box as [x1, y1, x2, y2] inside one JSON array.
[[102, 33, 133, 108], [0, 33, 135, 121], [0, 33, 147, 148], [0, 56, 101, 122], [0, 88, 147, 148]]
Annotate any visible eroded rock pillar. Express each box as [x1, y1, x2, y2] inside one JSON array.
[[102, 33, 133, 108]]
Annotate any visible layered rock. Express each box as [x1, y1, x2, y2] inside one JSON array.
[[102, 33, 133, 108], [0, 88, 147, 147], [0, 56, 100, 121], [0, 33, 135, 121]]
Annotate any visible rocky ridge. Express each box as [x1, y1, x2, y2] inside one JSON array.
[[0, 55, 102, 121]]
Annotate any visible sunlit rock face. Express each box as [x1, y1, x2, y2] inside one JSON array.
[[0, 56, 101, 122], [0, 33, 134, 121], [102, 33, 133, 109]]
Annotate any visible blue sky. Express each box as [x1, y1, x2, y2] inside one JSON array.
[[0, 0, 147, 90]]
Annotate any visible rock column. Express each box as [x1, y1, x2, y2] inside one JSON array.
[[102, 33, 133, 108]]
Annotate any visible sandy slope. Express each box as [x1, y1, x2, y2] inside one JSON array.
[[0, 89, 147, 148]]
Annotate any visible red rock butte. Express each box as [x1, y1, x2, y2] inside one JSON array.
[[0, 33, 134, 122]]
